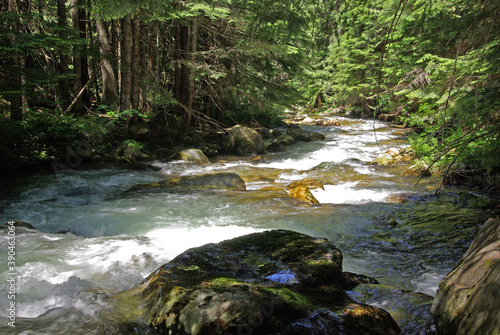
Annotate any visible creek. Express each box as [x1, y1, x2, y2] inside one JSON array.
[[0, 116, 489, 334]]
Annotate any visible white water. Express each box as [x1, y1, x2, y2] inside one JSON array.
[[0, 116, 485, 334]]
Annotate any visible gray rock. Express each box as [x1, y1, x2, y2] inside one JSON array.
[[431, 218, 500, 335]]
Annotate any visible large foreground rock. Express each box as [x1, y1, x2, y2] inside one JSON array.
[[431, 218, 500, 335], [110, 230, 400, 334], [224, 125, 265, 155]]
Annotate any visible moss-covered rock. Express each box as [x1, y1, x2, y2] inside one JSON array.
[[224, 125, 265, 155], [109, 230, 400, 334]]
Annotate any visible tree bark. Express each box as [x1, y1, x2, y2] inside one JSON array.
[[57, 0, 71, 110], [186, 20, 198, 131], [96, 20, 119, 107], [120, 14, 133, 112], [7, 0, 23, 121], [131, 18, 141, 110], [70, 0, 90, 113]]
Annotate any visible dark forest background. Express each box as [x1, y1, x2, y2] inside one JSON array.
[[1, 0, 499, 180]]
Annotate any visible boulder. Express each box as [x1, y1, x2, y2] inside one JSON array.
[[224, 125, 265, 155], [276, 134, 296, 146], [266, 140, 284, 152], [124, 172, 246, 193], [431, 218, 500, 335], [287, 186, 320, 204], [111, 230, 400, 334], [176, 149, 209, 163], [287, 127, 326, 142]]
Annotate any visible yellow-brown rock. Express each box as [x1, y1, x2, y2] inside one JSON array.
[[288, 186, 319, 204], [286, 178, 325, 191]]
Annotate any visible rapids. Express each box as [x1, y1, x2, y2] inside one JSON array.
[[0, 116, 489, 334]]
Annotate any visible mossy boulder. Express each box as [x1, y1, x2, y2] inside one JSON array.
[[431, 218, 500, 335], [276, 134, 296, 146], [110, 230, 400, 334], [224, 125, 265, 155], [124, 172, 246, 193]]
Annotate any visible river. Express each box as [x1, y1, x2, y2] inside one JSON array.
[[0, 116, 489, 334]]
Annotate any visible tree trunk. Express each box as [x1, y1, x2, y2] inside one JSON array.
[[57, 0, 71, 110], [7, 0, 23, 121], [131, 18, 141, 110], [186, 20, 198, 131], [70, 0, 90, 113], [96, 20, 119, 107], [120, 14, 133, 112]]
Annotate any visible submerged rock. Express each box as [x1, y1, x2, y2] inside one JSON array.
[[431, 218, 500, 335], [110, 230, 400, 334], [125, 172, 246, 193]]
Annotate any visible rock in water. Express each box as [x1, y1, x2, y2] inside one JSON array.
[[124, 172, 246, 193], [288, 186, 320, 204], [431, 218, 500, 335], [224, 125, 265, 155], [177, 149, 209, 163], [287, 127, 326, 142], [110, 230, 400, 334]]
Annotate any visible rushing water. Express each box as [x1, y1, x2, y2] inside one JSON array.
[[0, 116, 489, 334]]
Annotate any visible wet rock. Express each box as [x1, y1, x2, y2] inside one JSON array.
[[343, 272, 379, 289], [224, 125, 265, 155], [349, 284, 434, 335], [384, 193, 422, 203], [124, 172, 246, 193], [373, 148, 413, 166], [110, 230, 399, 334], [431, 218, 500, 335], [373, 152, 394, 165], [176, 149, 209, 163], [266, 140, 284, 152], [404, 162, 431, 177], [258, 127, 274, 139], [315, 118, 340, 126], [287, 186, 320, 204], [281, 305, 400, 335], [276, 134, 296, 146], [286, 178, 325, 191], [287, 127, 326, 142]]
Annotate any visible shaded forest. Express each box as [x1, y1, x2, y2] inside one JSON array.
[[1, 0, 499, 181]]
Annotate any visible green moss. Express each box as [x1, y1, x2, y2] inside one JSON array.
[[198, 277, 245, 290], [263, 287, 314, 313]]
